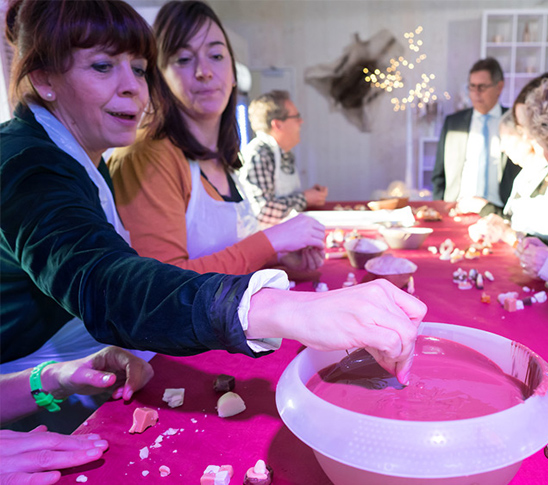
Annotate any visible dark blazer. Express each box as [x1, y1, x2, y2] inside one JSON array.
[[0, 105, 259, 363], [432, 107, 521, 207]]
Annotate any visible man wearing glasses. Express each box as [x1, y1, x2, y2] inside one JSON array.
[[241, 90, 328, 225], [432, 58, 520, 215]]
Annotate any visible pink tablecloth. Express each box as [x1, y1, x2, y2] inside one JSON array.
[[59, 202, 548, 484]]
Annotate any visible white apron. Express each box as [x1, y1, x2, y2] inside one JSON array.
[[1, 105, 154, 375], [186, 161, 259, 259], [255, 131, 302, 198]]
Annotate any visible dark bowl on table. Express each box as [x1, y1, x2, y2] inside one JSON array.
[[344, 238, 388, 269]]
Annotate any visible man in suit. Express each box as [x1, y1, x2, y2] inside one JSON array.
[[432, 58, 521, 214]]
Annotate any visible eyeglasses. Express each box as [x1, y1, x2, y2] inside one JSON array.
[[281, 112, 302, 120], [467, 82, 496, 93]]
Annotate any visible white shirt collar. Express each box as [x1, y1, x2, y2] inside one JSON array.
[[473, 103, 502, 119]]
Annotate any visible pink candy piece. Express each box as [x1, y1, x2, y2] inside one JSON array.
[[458, 280, 473, 290], [200, 465, 233, 485], [129, 407, 158, 434], [159, 465, 170, 477], [504, 298, 518, 312]]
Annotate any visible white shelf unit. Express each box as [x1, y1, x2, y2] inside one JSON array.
[[481, 10, 548, 107], [418, 137, 438, 192]]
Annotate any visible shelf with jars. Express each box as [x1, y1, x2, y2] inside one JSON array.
[[481, 9, 548, 106]]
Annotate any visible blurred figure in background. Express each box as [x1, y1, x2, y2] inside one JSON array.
[[241, 90, 328, 225], [432, 57, 520, 215], [514, 77, 548, 281]]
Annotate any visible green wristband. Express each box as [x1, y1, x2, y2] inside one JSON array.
[[30, 360, 64, 412]]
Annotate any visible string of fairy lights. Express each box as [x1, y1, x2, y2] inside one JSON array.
[[363, 26, 450, 112]]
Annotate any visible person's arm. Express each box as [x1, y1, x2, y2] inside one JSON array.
[[109, 140, 277, 274], [3, 142, 427, 380], [246, 279, 427, 385], [1, 146, 259, 358], [0, 347, 153, 424], [243, 145, 306, 224], [431, 118, 448, 200]]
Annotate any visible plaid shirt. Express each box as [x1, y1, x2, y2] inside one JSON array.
[[241, 138, 306, 225]]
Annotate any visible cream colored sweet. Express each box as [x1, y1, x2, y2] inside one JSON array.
[[162, 388, 185, 408], [216, 392, 246, 418]]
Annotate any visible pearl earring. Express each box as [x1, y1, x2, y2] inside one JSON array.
[[46, 93, 53, 99]]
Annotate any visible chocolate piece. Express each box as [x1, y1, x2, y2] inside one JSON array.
[[213, 374, 235, 393], [522, 296, 533, 306]]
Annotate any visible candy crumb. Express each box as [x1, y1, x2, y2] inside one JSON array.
[[76, 475, 88, 483]]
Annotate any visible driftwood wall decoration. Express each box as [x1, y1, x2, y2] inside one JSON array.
[[305, 29, 404, 132]]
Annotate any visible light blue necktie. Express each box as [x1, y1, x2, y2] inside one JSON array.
[[481, 114, 490, 198]]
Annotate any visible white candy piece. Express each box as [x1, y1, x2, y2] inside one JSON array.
[[139, 447, 149, 460], [315, 282, 329, 292], [516, 300, 525, 310], [217, 392, 246, 418], [142, 470, 150, 477], [483, 270, 494, 281], [254, 460, 267, 474], [162, 388, 185, 408], [215, 470, 231, 485], [534, 291, 547, 303], [76, 476, 88, 483]]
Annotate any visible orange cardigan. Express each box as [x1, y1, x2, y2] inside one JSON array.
[[108, 133, 276, 274]]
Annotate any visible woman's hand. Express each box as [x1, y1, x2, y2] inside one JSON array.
[[515, 237, 548, 278], [0, 426, 108, 485], [263, 214, 325, 253], [247, 279, 427, 385], [44, 347, 154, 401], [279, 247, 325, 272]]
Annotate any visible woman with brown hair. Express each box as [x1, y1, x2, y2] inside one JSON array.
[[109, 0, 326, 275]]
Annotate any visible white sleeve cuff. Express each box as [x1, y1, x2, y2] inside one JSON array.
[[238, 269, 289, 353], [539, 256, 548, 282]]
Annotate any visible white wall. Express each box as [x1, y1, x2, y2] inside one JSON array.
[[134, 0, 547, 200]]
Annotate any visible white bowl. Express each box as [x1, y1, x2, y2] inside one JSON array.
[[276, 322, 548, 485], [381, 227, 433, 249]]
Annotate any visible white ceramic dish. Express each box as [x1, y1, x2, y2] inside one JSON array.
[[276, 322, 548, 485], [381, 227, 433, 249]]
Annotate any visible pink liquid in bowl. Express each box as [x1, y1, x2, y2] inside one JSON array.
[[307, 335, 528, 421]]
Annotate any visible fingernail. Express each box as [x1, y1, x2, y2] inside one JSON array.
[[94, 440, 108, 448], [87, 447, 102, 457], [87, 434, 100, 440], [102, 374, 112, 383]]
